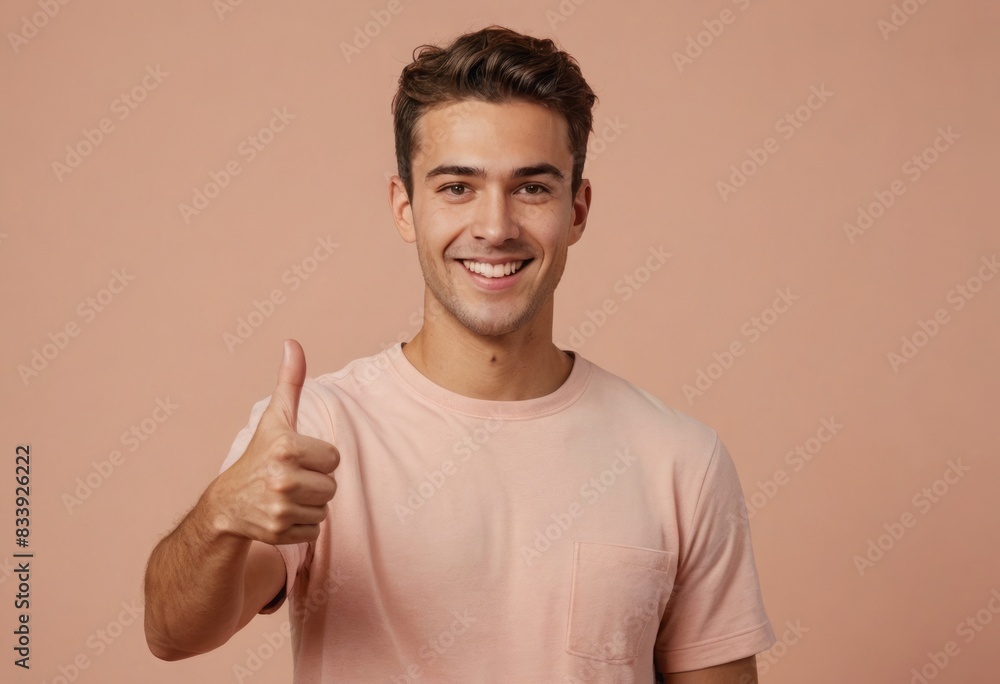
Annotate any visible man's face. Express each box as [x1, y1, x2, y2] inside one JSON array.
[[390, 99, 591, 338]]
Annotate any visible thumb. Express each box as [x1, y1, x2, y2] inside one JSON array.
[[270, 339, 307, 432]]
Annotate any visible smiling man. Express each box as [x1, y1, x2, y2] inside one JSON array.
[[393, 96, 583, 399], [143, 25, 775, 682]]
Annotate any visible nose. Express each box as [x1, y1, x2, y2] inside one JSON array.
[[470, 188, 520, 246]]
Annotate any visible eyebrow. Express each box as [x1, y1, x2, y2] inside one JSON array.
[[425, 163, 566, 183]]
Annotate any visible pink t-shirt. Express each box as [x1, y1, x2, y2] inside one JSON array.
[[219, 343, 775, 682]]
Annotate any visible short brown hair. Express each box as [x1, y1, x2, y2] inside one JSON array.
[[391, 25, 598, 200]]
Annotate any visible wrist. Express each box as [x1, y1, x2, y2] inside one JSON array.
[[195, 478, 252, 545]]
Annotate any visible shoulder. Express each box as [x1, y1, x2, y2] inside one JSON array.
[[304, 345, 396, 405], [582, 357, 719, 452]]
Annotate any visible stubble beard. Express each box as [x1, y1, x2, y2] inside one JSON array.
[[416, 244, 562, 339]]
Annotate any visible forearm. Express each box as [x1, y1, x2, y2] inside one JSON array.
[[143, 488, 252, 660]]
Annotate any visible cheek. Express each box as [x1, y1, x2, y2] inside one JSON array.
[[414, 212, 468, 258], [428, 202, 463, 224], [525, 197, 572, 227], [533, 214, 569, 245]]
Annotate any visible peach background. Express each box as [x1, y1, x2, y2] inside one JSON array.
[[2, 1, 999, 682]]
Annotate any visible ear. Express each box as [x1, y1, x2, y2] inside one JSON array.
[[567, 178, 592, 246], [389, 174, 416, 243]]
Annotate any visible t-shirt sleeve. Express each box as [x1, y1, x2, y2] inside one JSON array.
[[654, 433, 776, 672], [217, 381, 333, 614]]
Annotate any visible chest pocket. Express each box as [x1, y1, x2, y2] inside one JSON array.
[[565, 542, 677, 663]]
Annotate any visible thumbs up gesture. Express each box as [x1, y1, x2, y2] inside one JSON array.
[[207, 339, 340, 545]]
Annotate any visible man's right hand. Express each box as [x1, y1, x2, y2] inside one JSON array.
[[206, 339, 340, 545]]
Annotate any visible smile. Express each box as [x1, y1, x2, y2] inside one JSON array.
[[461, 259, 528, 278]]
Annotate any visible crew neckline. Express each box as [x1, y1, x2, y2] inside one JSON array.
[[381, 342, 591, 420]]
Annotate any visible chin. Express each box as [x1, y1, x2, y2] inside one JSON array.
[[458, 318, 522, 338], [455, 305, 544, 338]]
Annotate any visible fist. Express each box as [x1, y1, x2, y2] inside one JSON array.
[[209, 339, 340, 545]]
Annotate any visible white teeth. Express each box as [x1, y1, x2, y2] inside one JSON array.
[[462, 259, 525, 278]]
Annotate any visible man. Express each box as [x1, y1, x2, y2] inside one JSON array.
[[144, 25, 776, 682]]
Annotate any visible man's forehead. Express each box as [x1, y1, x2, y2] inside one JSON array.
[[412, 98, 573, 171], [423, 96, 556, 121]]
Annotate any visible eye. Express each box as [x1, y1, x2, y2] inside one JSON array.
[[442, 184, 468, 196], [520, 183, 549, 195]]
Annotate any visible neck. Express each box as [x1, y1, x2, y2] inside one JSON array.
[[401, 299, 573, 401]]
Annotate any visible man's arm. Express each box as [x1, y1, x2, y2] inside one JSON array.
[[143, 340, 339, 660], [143, 496, 287, 660], [659, 655, 758, 683]]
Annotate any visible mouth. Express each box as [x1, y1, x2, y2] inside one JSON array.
[[460, 258, 532, 279]]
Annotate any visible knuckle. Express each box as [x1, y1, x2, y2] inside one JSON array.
[[266, 472, 296, 495], [272, 433, 298, 460], [260, 458, 285, 479], [264, 515, 287, 537], [268, 500, 291, 521]]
